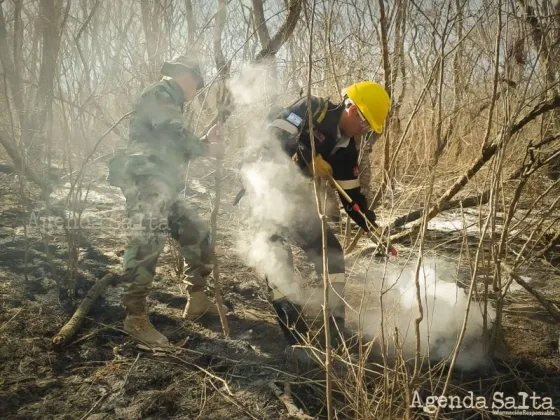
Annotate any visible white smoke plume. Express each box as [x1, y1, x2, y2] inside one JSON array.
[[361, 258, 495, 371], [227, 66, 494, 371], [229, 63, 314, 301]]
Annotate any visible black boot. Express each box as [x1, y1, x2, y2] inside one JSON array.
[[272, 297, 309, 345]]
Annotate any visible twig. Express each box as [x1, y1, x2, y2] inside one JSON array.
[[79, 392, 109, 420], [0, 308, 22, 332], [164, 352, 233, 396], [304, 1, 333, 418], [207, 2, 231, 336], [68, 110, 134, 203], [78, 353, 140, 420], [533, 229, 560, 259], [268, 381, 313, 420], [502, 263, 560, 322]]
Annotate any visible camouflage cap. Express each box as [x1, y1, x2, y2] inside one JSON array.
[[161, 55, 204, 90]]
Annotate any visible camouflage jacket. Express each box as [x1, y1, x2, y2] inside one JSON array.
[[119, 78, 208, 188]]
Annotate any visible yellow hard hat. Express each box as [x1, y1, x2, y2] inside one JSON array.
[[342, 81, 390, 134]]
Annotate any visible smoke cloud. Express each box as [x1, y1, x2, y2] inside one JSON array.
[[228, 65, 494, 371], [229, 63, 315, 301], [360, 258, 495, 371]]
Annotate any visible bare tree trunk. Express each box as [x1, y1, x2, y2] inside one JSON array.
[[252, 0, 278, 99], [518, 0, 557, 92], [254, 0, 302, 61], [184, 0, 196, 46], [0, 132, 51, 194], [140, 0, 165, 78], [449, 0, 465, 154], [252, 0, 271, 48], [25, 0, 67, 158], [0, 0, 65, 191], [518, 0, 560, 179], [378, 0, 393, 191], [433, 17, 448, 162], [391, 0, 407, 136], [0, 3, 25, 132]]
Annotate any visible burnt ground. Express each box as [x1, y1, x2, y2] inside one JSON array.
[[1, 159, 560, 419]]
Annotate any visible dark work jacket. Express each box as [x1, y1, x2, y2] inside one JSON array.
[[267, 96, 375, 231]]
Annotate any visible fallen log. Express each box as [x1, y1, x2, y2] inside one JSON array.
[[502, 263, 560, 323], [390, 192, 490, 230], [345, 191, 489, 252], [386, 96, 560, 243], [52, 272, 117, 348]]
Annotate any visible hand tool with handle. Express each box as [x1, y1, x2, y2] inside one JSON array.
[[326, 174, 398, 256]]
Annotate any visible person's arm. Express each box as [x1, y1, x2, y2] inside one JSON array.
[[140, 88, 209, 159], [340, 187, 376, 231], [332, 150, 376, 232], [266, 97, 325, 163]]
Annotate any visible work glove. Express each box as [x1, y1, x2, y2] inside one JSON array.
[[310, 154, 333, 179]]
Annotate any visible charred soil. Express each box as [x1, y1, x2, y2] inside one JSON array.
[[1, 161, 559, 419]]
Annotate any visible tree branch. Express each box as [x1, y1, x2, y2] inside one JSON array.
[[254, 0, 302, 61]]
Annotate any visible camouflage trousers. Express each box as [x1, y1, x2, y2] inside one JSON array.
[[121, 177, 212, 299]]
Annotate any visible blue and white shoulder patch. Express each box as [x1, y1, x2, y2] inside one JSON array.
[[286, 112, 303, 127]]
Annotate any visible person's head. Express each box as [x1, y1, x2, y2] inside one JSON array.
[[338, 81, 390, 138], [161, 55, 205, 101]]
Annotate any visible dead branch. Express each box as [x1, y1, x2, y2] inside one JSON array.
[[208, 0, 230, 337], [0, 131, 52, 195], [502, 263, 560, 323], [391, 192, 490, 230], [533, 229, 560, 259], [378, 0, 394, 194], [0, 308, 22, 332], [254, 0, 303, 61], [390, 94, 560, 241], [52, 272, 117, 348], [391, 130, 560, 232], [268, 381, 313, 420]]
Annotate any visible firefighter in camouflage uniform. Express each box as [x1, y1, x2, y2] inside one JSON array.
[[108, 56, 224, 346]]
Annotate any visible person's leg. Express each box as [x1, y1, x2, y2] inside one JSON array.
[[168, 200, 221, 319], [291, 215, 348, 347], [264, 234, 310, 345], [121, 178, 175, 346]]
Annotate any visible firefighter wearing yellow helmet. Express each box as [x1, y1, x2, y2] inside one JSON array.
[[341, 81, 391, 134], [241, 80, 390, 349]]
